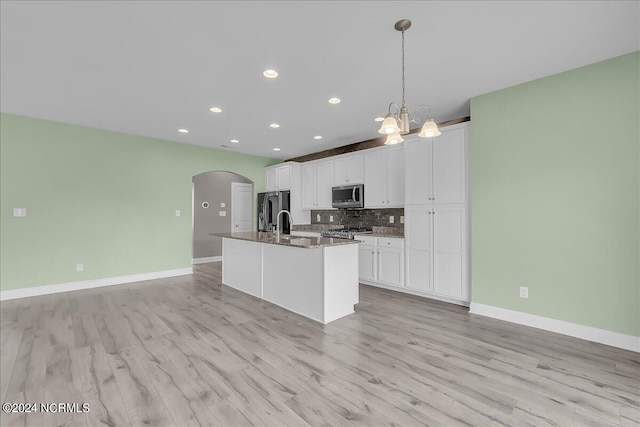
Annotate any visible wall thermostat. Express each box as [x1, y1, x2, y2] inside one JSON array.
[[202, 202, 209, 208]]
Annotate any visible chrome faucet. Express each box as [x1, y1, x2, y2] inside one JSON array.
[[276, 210, 294, 239]]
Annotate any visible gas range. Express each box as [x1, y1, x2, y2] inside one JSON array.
[[320, 227, 372, 240]]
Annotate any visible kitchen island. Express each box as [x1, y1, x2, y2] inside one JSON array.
[[213, 232, 360, 324]]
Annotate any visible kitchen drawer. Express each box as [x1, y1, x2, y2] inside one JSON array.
[[378, 237, 404, 249], [357, 235, 377, 245]]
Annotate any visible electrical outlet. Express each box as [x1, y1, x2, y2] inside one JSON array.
[[519, 286, 529, 298], [329, 215, 334, 222], [13, 208, 27, 217], [400, 216, 404, 224], [76, 264, 84, 272], [175, 210, 181, 217], [389, 216, 395, 224]]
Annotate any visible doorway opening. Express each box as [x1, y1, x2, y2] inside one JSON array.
[[192, 171, 254, 264]]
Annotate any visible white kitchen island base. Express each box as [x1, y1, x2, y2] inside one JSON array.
[[220, 234, 359, 324]]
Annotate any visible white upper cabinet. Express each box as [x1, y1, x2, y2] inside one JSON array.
[[386, 148, 405, 206], [276, 165, 291, 191], [334, 154, 364, 186], [405, 138, 433, 205], [316, 160, 334, 208], [364, 151, 386, 207], [405, 124, 468, 205], [301, 163, 317, 209], [301, 160, 334, 209], [265, 163, 296, 191], [364, 146, 405, 208], [432, 127, 466, 204], [265, 167, 278, 192]]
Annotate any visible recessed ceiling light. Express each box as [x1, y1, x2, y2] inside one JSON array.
[[314, 135, 323, 140], [270, 123, 280, 128], [262, 69, 278, 79], [230, 139, 239, 143], [374, 117, 384, 122], [273, 148, 281, 151], [328, 97, 341, 104], [178, 128, 189, 133], [209, 107, 222, 113]]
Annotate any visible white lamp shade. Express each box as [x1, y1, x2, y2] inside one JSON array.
[[418, 119, 441, 137], [384, 132, 405, 145], [378, 115, 401, 135]]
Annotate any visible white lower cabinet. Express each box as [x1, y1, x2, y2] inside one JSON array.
[[358, 244, 377, 282], [406, 248, 432, 293], [405, 205, 469, 303], [378, 246, 403, 286], [358, 236, 404, 288]]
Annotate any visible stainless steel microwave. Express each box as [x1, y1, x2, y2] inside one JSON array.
[[332, 184, 364, 209]]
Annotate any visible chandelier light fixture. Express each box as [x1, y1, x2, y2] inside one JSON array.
[[379, 19, 441, 145]]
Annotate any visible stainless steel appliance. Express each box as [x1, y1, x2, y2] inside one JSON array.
[[331, 184, 364, 209], [321, 227, 372, 239], [257, 191, 291, 233]]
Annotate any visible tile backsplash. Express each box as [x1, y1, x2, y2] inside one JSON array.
[[310, 208, 404, 229]]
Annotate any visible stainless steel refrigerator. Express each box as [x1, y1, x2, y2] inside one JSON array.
[[257, 191, 290, 233]]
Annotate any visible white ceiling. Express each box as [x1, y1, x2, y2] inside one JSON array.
[[1, 1, 638, 160]]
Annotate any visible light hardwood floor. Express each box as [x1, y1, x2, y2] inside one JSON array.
[[1, 262, 638, 426]]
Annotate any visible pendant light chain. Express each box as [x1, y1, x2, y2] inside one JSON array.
[[377, 19, 441, 141], [401, 29, 406, 108]]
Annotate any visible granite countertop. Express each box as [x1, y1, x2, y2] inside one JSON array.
[[291, 224, 404, 238], [368, 233, 404, 239], [291, 224, 344, 232], [212, 232, 360, 248]]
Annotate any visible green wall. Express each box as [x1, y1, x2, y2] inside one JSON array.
[[0, 113, 276, 291], [471, 52, 639, 336]]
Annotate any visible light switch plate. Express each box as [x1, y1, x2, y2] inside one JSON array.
[[13, 208, 27, 217], [519, 286, 529, 298], [389, 216, 395, 224], [219, 211, 227, 217], [175, 210, 181, 217], [76, 264, 84, 272], [220, 202, 226, 208]]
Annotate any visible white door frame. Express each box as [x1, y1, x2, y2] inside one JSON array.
[[231, 182, 254, 232]]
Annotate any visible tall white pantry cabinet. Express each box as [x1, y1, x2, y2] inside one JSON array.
[[404, 122, 470, 305]]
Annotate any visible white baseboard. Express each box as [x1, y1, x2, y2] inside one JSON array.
[[469, 302, 640, 353], [360, 280, 470, 307], [192, 256, 222, 264], [0, 268, 193, 301]]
